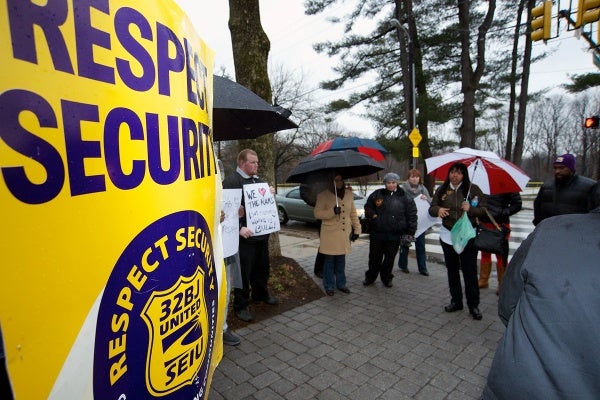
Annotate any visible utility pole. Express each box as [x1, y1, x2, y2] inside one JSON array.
[[390, 18, 416, 131], [390, 18, 420, 170]]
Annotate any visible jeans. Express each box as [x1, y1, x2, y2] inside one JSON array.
[[323, 254, 346, 291], [398, 233, 427, 273]]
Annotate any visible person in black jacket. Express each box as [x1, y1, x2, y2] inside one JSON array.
[[533, 153, 596, 226], [477, 192, 522, 294], [363, 173, 417, 288], [222, 149, 278, 323]]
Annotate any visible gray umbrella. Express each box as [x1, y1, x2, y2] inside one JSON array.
[[213, 76, 298, 141]]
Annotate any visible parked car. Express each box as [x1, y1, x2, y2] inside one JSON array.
[[276, 186, 369, 232]]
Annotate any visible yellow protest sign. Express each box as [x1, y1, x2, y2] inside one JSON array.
[[0, 1, 225, 398]]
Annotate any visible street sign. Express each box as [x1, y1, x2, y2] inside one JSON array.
[[412, 147, 419, 158], [409, 128, 422, 147]]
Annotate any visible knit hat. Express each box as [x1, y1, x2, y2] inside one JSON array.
[[382, 172, 400, 183], [553, 153, 575, 171]]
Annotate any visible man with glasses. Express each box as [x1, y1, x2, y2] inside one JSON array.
[[222, 149, 278, 323]]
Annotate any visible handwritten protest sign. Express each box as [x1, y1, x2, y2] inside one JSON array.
[[222, 189, 242, 257], [243, 183, 280, 235]]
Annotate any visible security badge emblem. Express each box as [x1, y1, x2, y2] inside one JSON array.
[[142, 269, 208, 396], [93, 211, 218, 400]]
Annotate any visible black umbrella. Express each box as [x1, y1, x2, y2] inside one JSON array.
[[286, 150, 384, 184], [213, 75, 298, 141], [287, 151, 383, 206]]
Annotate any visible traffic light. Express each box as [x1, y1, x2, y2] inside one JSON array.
[[576, 0, 600, 27], [531, 1, 552, 42], [584, 115, 600, 128]]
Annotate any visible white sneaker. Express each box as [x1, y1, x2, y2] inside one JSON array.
[[223, 330, 241, 346]]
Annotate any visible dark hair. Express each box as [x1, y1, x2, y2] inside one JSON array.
[[437, 162, 471, 200]]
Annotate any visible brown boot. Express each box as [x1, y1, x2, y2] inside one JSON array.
[[496, 264, 505, 295], [478, 261, 492, 288]]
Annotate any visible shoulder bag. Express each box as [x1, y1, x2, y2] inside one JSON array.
[[473, 208, 510, 255]]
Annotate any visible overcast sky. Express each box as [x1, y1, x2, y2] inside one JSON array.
[[177, 0, 599, 138]]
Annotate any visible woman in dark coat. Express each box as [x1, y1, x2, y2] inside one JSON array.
[[363, 172, 417, 288], [477, 192, 522, 294], [428, 162, 487, 320]]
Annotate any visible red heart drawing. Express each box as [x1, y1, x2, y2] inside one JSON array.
[[259, 187, 267, 197]]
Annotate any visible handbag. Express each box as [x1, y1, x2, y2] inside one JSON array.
[[473, 208, 510, 255]]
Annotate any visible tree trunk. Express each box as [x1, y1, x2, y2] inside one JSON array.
[[228, 0, 281, 256], [458, 0, 496, 148], [505, 0, 527, 161], [513, 0, 535, 166]]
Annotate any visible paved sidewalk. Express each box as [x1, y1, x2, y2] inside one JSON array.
[[209, 234, 503, 399]]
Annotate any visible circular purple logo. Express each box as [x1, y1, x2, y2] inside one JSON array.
[[93, 210, 218, 400]]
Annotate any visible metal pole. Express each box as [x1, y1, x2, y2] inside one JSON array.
[[410, 56, 416, 170], [390, 18, 417, 169]]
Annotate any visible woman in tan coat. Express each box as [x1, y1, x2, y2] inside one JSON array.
[[314, 173, 361, 296]]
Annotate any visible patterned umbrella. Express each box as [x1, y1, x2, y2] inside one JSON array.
[[311, 137, 387, 161], [425, 147, 530, 194]]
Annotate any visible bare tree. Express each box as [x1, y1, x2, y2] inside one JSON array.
[[524, 96, 569, 180]]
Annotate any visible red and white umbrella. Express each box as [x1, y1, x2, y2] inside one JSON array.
[[425, 147, 530, 194]]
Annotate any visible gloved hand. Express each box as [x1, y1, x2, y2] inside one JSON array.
[[400, 234, 414, 248], [350, 233, 359, 242], [333, 206, 341, 215]]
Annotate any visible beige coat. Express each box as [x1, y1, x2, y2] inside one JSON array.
[[314, 188, 361, 255]]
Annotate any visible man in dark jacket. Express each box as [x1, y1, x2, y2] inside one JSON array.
[[483, 190, 600, 399], [222, 149, 278, 322], [363, 173, 417, 288], [533, 153, 596, 225]]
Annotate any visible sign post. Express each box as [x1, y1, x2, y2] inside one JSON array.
[[409, 127, 423, 169]]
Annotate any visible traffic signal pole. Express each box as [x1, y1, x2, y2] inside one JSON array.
[[558, 9, 600, 56]]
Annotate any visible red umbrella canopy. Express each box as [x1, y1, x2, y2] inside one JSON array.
[[425, 147, 530, 194], [311, 137, 387, 161]]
